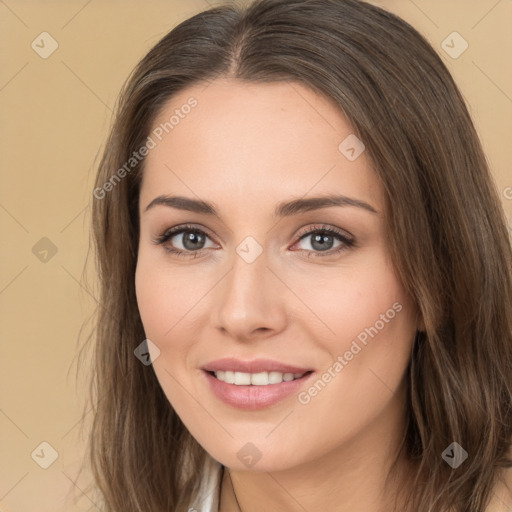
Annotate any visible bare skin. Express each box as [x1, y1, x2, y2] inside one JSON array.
[[135, 78, 425, 511]]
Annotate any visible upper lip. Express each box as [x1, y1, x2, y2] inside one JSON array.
[[201, 358, 313, 374]]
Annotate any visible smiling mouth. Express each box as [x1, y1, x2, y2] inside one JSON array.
[[206, 370, 314, 386]]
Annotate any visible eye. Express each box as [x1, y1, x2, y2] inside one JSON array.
[[152, 224, 216, 258], [152, 223, 355, 259], [292, 224, 355, 258]]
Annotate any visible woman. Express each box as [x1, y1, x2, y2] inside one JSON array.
[[84, 0, 512, 510]]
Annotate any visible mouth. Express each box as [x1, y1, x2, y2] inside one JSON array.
[[200, 358, 316, 409], [201, 359, 316, 410], [205, 369, 314, 386]]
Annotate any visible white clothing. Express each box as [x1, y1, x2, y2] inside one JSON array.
[[187, 459, 223, 512]]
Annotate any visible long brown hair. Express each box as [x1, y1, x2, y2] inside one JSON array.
[[77, 0, 512, 510]]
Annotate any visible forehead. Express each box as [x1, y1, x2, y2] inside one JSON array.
[[140, 78, 383, 217]]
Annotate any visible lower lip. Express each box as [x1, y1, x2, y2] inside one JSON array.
[[202, 370, 314, 410]]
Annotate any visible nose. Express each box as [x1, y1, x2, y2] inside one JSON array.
[[211, 247, 288, 342]]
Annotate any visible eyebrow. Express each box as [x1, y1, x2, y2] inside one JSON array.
[[144, 194, 378, 217]]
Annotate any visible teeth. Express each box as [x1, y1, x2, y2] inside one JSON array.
[[214, 370, 306, 385]]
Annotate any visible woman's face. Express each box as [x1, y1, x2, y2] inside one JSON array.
[[135, 78, 421, 471]]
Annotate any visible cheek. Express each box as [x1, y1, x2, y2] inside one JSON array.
[[134, 261, 197, 407], [293, 256, 416, 412], [135, 256, 201, 340], [134, 256, 214, 381], [296, 256, 412, 351], [287, 264, 415, 456], [135, 263, 169, 339]]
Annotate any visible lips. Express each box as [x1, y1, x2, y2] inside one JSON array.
[[200, 357, 315, 410], [201, 357, 312, 374]]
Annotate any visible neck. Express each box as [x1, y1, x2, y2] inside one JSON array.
[[219, 384, 415, 512]]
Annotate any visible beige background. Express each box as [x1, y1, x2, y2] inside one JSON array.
[[0, 1, 511, 510]]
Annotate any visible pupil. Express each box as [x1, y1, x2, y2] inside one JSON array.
[[312, 233, 333, 251], [184, 231, 204, 250]]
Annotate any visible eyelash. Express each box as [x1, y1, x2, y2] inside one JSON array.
[[152, 223, 356, 259]]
